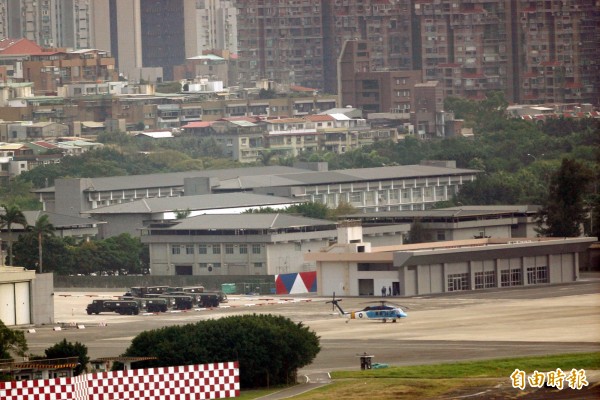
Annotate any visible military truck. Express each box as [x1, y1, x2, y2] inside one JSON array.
[[159, 294, 194, 310], [86, 299, 140, 315], [144, 298, 169, 312]]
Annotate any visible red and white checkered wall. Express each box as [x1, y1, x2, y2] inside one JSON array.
[[0, 361, 240, 400]]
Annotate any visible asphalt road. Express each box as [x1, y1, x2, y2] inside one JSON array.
[[20, 279, 600, 399]]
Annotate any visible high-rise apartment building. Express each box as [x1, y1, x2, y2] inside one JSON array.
[[193, 0, 238, 56], [234, 0, 325, 89], [413, 0, 508, 100], [323, 0, 417, 93], [509, 0, 600, 105], [90, 0, 196, 82], [0, 0, 93, 49]]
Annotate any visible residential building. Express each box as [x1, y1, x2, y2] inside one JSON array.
[[234, 0, 325, 89], [192, 0, 238, 56], [173, 53, 231, 86], [22, 49, 117, 95], [510, 0, 600, 105], [0, 0, 94, 49], [91, 0, 197, 82], [338, 39, 422, 115], [307, 224, 597, 297], [323, 0, 416, 94], [182, 118, 265, 163]]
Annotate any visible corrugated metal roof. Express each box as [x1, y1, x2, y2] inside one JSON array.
[[86, 193, 303, 215], [158, 213, 334, 230], [38, 166, 310, 193], [217, 165, 479, 189]]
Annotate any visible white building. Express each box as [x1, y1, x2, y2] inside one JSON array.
[[141, 214, 411, 276], [307, 224, 597, 297]]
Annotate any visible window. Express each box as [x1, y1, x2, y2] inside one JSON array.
[[199, 263, 208, 268], [252, 244, 261, 254], [199, 245, 207, 254], [186, 245, 194, 255], [253, 262, 263, 268], [475, 271, 496, 289], [527, 266, 549, 284], [171, 245, 181, 255], [295, 243, 301, 251], [225, 244, 234, 254], [501, 268, 522, 287], [447, 273, 469, 292], [239, 245, 248, 254], [212, 245, 221, 254], [436, 231, 446, 241]]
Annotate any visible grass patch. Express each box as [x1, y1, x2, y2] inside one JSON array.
[[238, 353, 600, 399], [331, 352, 600, 379]]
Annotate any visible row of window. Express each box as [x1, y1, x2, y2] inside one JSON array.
[[451, 266, 550, 291], [171, 244, 263, 255], [197, 262, 263, 268]]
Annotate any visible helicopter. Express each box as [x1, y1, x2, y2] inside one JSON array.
[[326, 293, 408, 323]]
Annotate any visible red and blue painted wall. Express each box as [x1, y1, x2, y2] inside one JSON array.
[[275, 271, 317, 294]]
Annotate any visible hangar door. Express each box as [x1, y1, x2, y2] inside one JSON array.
[[0, 282, 31, 326]]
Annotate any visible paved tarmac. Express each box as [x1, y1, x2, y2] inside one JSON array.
[[22, 278, 600, 399]]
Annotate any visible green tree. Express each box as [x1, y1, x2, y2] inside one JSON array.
[[536, 158, 594, 237], [13, 234, 70, 274], [30, 214, 55, 273], [0, 204, 27, 266], [406, 219, 427, 244], [44, 339, 89, 376], [121, 314, 320, 388], [327, 201, 358, 219], [174, 209, 191, 219], [287, 202, 329, 219], [0, 319, 28, 359]]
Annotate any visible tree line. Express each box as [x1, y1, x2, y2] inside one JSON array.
[[0, 204, 146, 275]]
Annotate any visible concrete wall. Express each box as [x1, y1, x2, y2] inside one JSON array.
[[31, 273, 54, 325], [54, 275, 276, 294]]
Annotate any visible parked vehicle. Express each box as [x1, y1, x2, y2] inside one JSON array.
[[86, 299, 140, 315], [144, 298, 169, 312], [159, 294, 194, 310]]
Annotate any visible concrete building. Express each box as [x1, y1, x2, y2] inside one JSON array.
[[511, 0, 600, 105], [35, 165, 312, 216], [307, 224, 597, 297], [210, 162, 479, 213], [343, 205, 542, 241], [37, 162, 478, 218], [0, 267, 54, 326], [338, 39, 422, 115], [22, 49, 117, 96], [0, 211, 100, 243], [85, 192, 305, 239], [141, 214, 410, 276], [192, 0, 238, 56], [0, 0, 94, 49], [235, 0, 325, 89]]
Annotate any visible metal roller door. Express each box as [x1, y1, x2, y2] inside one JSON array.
[[0, 283, 16, 326], [15, 282, 31, 325]]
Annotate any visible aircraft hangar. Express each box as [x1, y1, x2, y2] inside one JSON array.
[[306, 224, 597, 297]]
